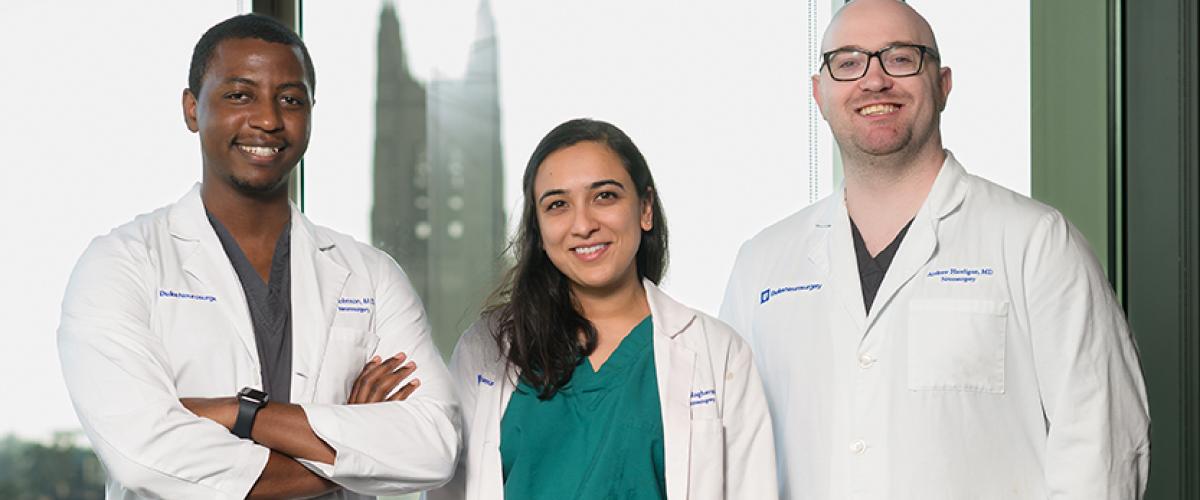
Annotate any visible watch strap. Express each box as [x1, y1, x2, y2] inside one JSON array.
[[232, 396, 263, 439]]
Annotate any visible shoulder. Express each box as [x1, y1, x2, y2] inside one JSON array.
[[72, 204, 173, 278], [725, 194, 834, 295], [450, 311, 508, 373], [61, 204, 174, 321], [691, 310, 753, 356], [739, 194, 834, 256], [649, 284, 752, 360], [960, 172, 1061, 226], [956, 172, 1090, 251], [301, 218, 417, 285], [306, 220, 393, 266]]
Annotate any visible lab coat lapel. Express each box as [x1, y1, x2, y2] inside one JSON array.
[[481, 364, 517, 500], [863, 152, 969, 335], [645, 281, 697, 500], [290, 210, 350, 401], [168, 185, 260, 369], [824, 195, 869, 333]]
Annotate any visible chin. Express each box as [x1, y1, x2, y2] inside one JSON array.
[[230, 174, 290, 196]]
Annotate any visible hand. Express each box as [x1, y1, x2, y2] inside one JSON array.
[[180, 397, 238, 430], [347, 352, 420, 404]]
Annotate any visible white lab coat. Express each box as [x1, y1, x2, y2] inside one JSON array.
[[58, 185, 460, 500], [427, 280, 778, 500], [720, 152, 1150, 500]]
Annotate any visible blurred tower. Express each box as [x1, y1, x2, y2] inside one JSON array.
[[373, 0, 506, 356], [426, 0, 506, 354], [371, 2, 429, 299]]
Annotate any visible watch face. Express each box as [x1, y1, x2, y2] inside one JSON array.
[[238, 387, 269, 404]]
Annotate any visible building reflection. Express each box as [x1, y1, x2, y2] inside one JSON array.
[[372, 0, 506, 356]]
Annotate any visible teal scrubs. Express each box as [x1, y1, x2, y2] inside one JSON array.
[[500, 316, 666, 500]]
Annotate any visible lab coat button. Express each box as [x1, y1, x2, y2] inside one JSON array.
[[849, 439, 867, 455], [857, 354, 876, 368]]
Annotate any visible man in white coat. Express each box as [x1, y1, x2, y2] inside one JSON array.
[[720, 1, 1150, 498], [57, 15, 458, 499]]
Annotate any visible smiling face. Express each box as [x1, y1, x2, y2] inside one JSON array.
[[812, 0, 951, 162], [533, 141, 653, 295], [183, 37, 312, 197]]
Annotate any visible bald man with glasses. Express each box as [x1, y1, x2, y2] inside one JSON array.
[[720, 1, 1150, 498]]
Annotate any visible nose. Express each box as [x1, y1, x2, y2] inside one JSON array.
[[570, 205, 600, 238], [857, 56, 893, 93], [249, 99, 283, 132]]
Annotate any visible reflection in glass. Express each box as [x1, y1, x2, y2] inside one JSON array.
[[372, 1, 507, 355]]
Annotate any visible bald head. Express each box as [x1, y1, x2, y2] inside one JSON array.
[[822, 0, 939, 54]]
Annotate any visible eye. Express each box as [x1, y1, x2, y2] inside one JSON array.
[[224, 91, 250, 103], [836, 58, 862, 70], [594, 190, 620, 203], [280, 95, 307, 107], [544, 199, 567, 212]]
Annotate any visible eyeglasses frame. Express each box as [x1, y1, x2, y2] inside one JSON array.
[[820, 44, 941, 82]]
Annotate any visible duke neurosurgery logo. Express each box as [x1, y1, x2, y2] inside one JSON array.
[[759, 283, 823, 304]]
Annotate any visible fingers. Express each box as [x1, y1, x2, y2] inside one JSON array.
[[347, 352, 419, 404], [387, 378, 421, 402], [348, 355, 386, 404], [348, 355, 377, 404]]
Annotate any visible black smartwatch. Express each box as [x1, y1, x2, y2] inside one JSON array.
[[233, 387, 269, 440]]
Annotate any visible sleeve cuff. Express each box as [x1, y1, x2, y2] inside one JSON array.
[[222, 442, 272, 498], [298, 403, 344, 476]]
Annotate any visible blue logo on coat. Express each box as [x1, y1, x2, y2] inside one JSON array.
[[759, 283, 823, 304], [159, 289, 217, 302]]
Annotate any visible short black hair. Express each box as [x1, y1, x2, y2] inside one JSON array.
[[188, 14, 316, 95]]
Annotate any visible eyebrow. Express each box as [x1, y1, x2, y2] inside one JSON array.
[[830, 40, 921, 52], [276, 81, 310, 93], [221, 77, 309, 94], [223, 76, 258, 87], [537, 179, 626, 203]]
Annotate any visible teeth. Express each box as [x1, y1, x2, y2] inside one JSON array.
[[573, 244, 607, 255], [859, 104, 899, 116], [239, 145, 281, 156]]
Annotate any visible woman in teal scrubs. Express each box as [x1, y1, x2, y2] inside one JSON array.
[[429, 119, 778, 500]]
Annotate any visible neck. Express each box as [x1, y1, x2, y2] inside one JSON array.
[[842, 139, 945, 224], [572, 273, 650, 327], [841, 141, 945, 255], [200, 177, 291, 242]]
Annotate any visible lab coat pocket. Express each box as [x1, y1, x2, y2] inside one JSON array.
[[907, 299, 1008, 393], [688, 418, 726, 500], [322, 326, 380, 401]]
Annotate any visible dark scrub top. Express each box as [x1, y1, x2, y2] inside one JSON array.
[[207, 212, 293, 403], [851, 217, 914, 314], [500, 316, 666, 500]]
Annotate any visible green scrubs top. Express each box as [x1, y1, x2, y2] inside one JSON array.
[[500, 316, 666, 500]]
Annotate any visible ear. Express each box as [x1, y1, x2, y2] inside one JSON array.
[[811, 73, 828, 119], [936, 66, 953, 112], [182, 88, 200, 133], [640, 188, 654, 232]]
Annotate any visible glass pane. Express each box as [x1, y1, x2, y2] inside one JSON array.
[[302, 0, 836, 354], [0, 0, 243, 495]]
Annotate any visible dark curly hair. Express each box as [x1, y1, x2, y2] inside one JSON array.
[[487, 118, 669, 399]]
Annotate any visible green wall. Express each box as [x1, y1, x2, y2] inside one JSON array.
[[1030, 0, 1118, 284]]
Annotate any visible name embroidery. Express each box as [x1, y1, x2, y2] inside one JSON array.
[[690, 389, 717, 406], [337, 297, 374, 313], [926, 267, 994, 284]]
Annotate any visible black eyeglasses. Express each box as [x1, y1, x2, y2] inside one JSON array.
[[820, 44, 940, 82]]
